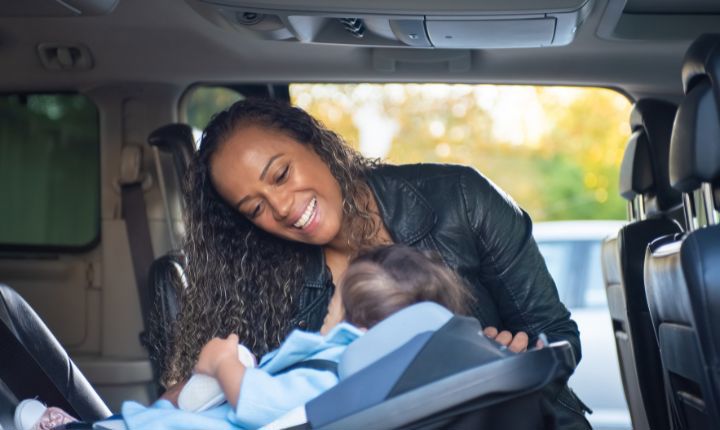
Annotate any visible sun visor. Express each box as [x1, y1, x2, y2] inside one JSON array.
[[188, 0, 591, 49]]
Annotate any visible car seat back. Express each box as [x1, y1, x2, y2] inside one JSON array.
[[645, 33, 720, 430], [602, 98, 681, 430], [339, 301, 452, 379], [143, 124, 195, 389], [0, 284, 111, 428], [310, 304, 575, 429]]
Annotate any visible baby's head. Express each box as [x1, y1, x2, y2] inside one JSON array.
[[341, 245, 474, 329]]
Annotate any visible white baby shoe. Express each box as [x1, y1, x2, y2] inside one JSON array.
[[14, 399, 77, 430], [178, 344, 256, 412]]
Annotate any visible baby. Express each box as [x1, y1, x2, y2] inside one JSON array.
[[15, 245, 474, 430]]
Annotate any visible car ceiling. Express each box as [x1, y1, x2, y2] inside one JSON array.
[[1, 0, 719, 101]]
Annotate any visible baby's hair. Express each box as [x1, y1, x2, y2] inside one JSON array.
[[341, 245, 475, 328]]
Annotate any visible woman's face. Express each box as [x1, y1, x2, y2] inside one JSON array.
[[210, 125, 345, 247]]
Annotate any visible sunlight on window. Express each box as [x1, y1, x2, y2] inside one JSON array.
[[290, 84, 632, 221]]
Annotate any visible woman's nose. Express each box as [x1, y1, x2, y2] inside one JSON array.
[[266, 189, 292, 220]]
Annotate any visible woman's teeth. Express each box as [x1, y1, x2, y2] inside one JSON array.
[[293, 198, 317, 229]]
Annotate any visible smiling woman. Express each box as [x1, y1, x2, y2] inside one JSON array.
[[165, 97, 591, 430], [209, 126, 347, 247]]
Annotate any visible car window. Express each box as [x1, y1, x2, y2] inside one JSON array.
[[290, 84, 631, 222], [0, 93, 99, 250], [182, 86, 244, 139]]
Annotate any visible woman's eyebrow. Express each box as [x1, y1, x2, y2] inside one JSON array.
[[259, 153, 284, 181], [235, 153, 284, 209]]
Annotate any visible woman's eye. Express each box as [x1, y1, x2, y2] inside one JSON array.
[[250, 203, 263, 219], [276, 165, 289, 183]]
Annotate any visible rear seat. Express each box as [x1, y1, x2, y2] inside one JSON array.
[[645, 34, 720, 430], [143, 124, 194, 389], [0, 284, 111, 428], [601, 99, 682, 430]]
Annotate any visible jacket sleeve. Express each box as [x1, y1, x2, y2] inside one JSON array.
[[231, 367, 337, 429], [458, 166, 581, 363]]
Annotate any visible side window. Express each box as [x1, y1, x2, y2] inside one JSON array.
[[182, 86, 244, 136], [0, 94, 99, 250], [181, 84, 290, 146]]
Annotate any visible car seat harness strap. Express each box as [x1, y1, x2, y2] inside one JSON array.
[[273, 359, 338, 376]]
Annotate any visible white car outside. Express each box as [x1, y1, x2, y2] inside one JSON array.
[[533, 220, 630, 430]]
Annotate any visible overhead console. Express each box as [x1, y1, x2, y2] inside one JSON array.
[[187, 0, 592, 49]]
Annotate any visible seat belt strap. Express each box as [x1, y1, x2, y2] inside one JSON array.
[[121, 181, 154, 346]]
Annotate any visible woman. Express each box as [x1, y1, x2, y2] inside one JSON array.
[[167, 98, 590, 429]]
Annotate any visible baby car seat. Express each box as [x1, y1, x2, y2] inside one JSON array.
[[266, 302, 575, 430], [0, 284, 111, 429]]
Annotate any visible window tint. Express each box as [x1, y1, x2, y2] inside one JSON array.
[[0, 94, 99, 249]]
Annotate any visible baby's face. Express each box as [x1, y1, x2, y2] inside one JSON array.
[[319, 286, 344, 335]]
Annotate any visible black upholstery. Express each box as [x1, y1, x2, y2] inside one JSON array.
[[669, 79, 720, 193], [646, 228, 720, 429], [624, 99, 682, 214], [147, 123, 195, 187], [645, 33, 720, 430], [144, 124, 195, 389], [603, 99, 681, 430], [0, 284, 111, 427], [146, 251, 186, 389]]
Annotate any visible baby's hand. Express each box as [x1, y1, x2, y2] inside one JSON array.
[[195, 334, 241, 377]]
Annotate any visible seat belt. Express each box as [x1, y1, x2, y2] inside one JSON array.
[[0, 319, 79, 417], [273, 359, 339, 377], [119, 145, 154, 348]]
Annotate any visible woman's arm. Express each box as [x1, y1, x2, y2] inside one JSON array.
[[458, 166, 581, 362]]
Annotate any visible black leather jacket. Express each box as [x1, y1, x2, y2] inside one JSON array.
[[292, 163, 590, 429]]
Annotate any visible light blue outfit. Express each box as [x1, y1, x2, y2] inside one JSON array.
[[119, 322, 363, 430]]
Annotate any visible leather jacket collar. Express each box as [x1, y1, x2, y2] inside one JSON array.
[[366, 169, 438, 245]]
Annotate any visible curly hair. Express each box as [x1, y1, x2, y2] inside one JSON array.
[[163, 98, 381, 386]]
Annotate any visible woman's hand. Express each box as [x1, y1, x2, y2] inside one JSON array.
[[195, 334, 241, 378], [483, 326, 543, 352]]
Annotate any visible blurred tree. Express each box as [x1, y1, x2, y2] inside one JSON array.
[[288, 84, 632, 221], [185, 86, 244, 131]]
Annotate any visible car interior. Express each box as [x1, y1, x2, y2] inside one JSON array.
[[1, 0, 720, 429]]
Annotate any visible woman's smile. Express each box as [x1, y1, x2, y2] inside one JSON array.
[[292, 197, 318, 230]]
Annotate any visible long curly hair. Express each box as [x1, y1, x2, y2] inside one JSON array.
[[163, 98, 381, 386]]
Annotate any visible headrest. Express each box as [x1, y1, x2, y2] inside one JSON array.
[[338, 302, 452, 379], [147, 123, 195, 182], [681, 34, 720, 94], [619, 99, 681, 213], [670, 77, 720, 192]]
